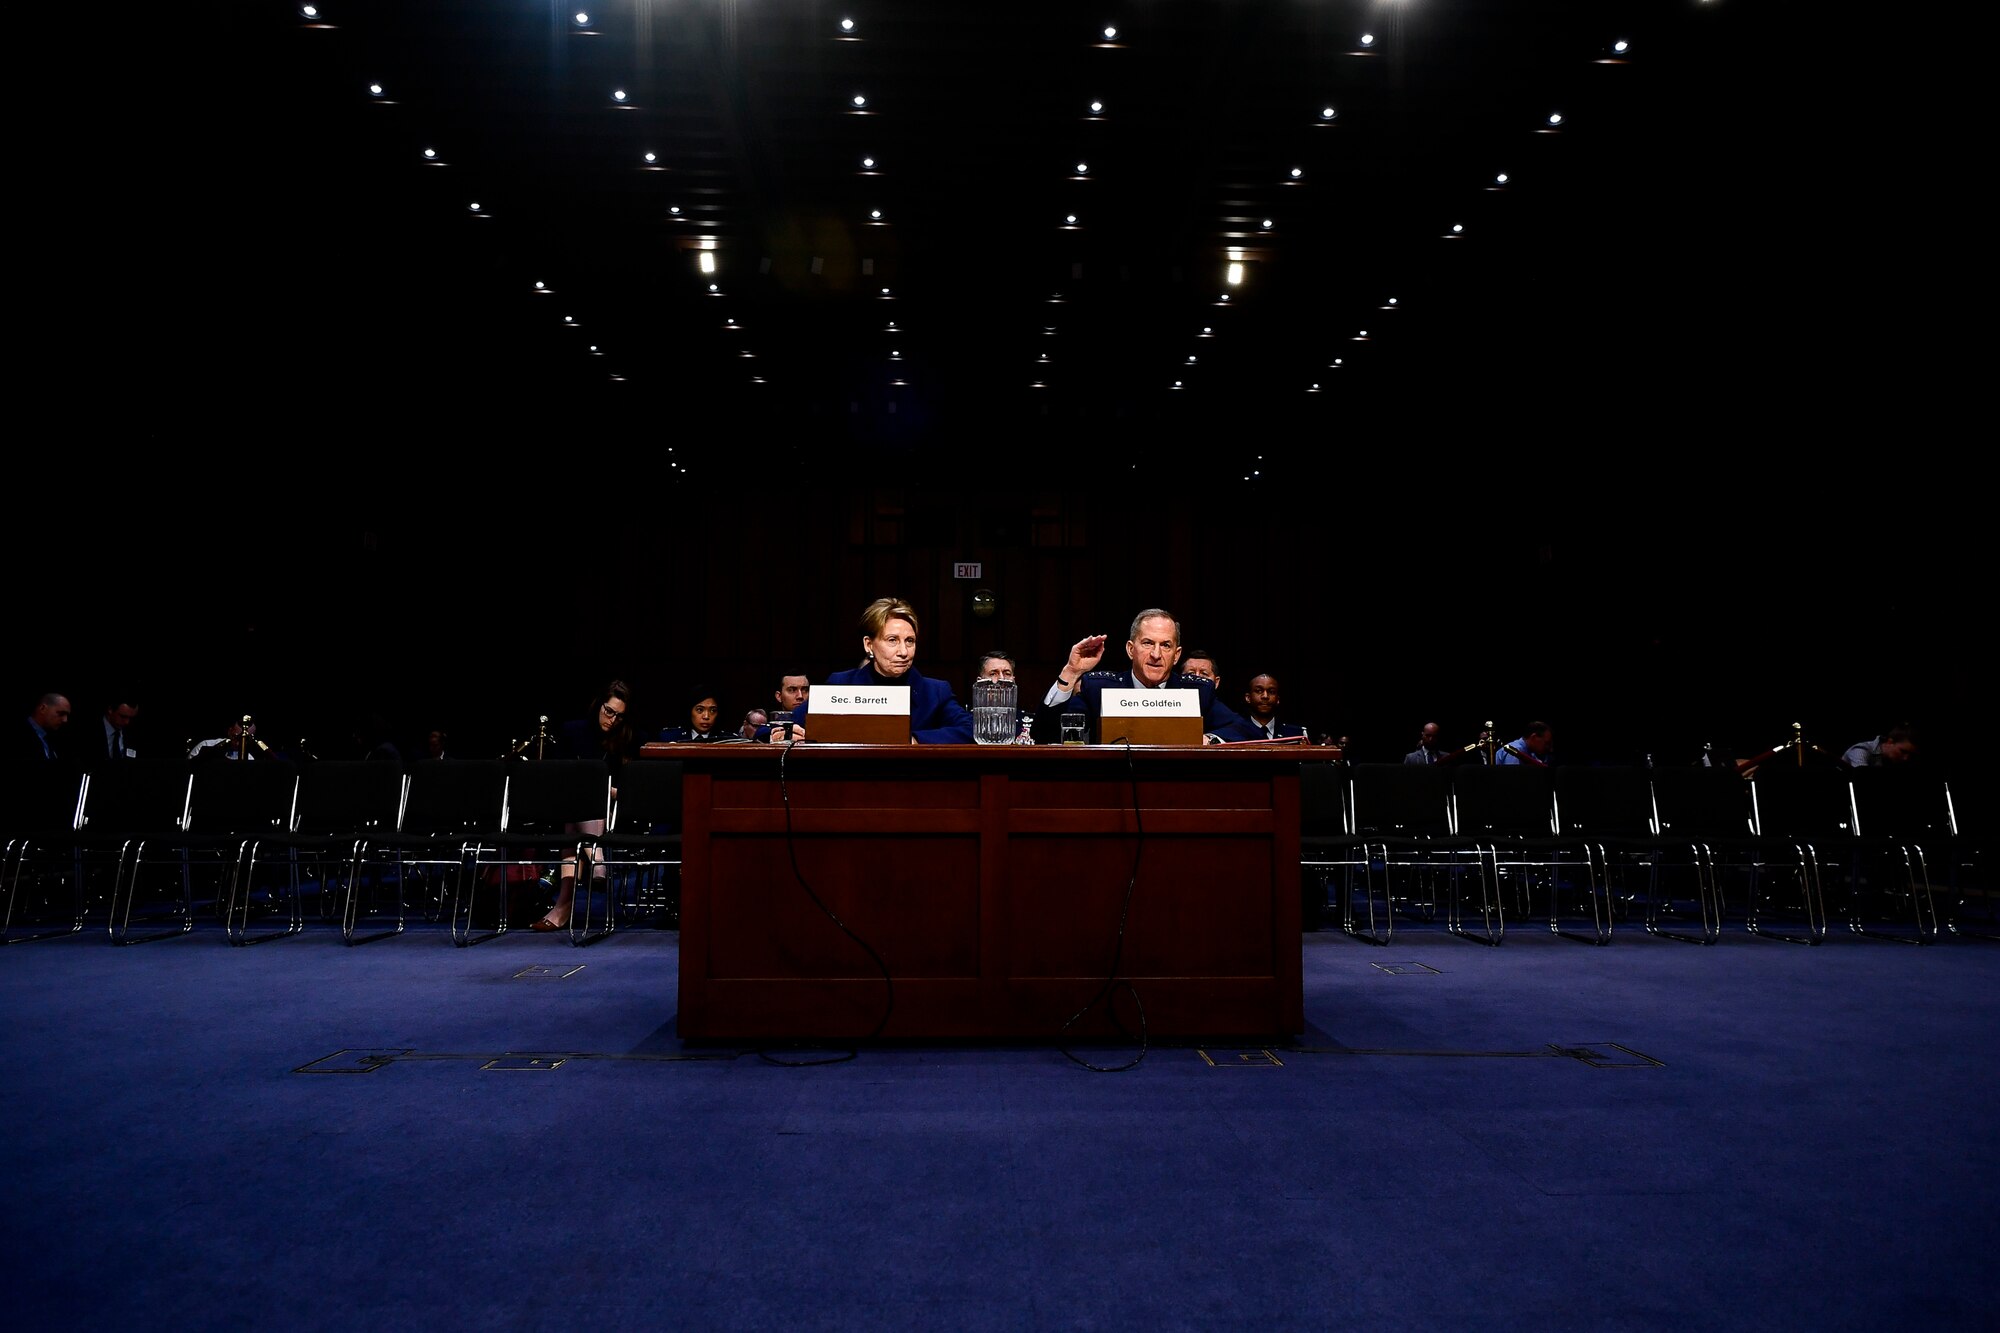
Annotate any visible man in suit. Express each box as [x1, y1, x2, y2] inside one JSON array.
[[14, 693, 73, 762], [1404, 721, 1444, 765], [1241, 672, 1307, 741], [1032, 608, 1260, 744], [68, 697, 140, 769]]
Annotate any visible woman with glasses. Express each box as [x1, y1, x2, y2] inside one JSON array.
[[534, 679, 636, 931]]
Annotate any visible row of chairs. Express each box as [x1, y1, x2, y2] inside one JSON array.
[[1, 759, 685, 948], [1301, 763, 1984, 947]]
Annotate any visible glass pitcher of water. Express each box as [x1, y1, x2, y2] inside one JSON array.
[[971, 678, 1019, 744]]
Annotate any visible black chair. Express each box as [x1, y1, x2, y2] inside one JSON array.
[[78, 760, 198, 944], [1937, 769, 1994, 939], [1843, 767, 1947, 943], [345, 760, 507, 945], [593, 758, 685, 934], [1345, 763, 1491, 943], [279, 761, 410, 944], [1556, 765, 1716, 944], [178, 761, 305, 945], [465, 759, 610, 944], [1744, 766, 1851, 944], [1452, 764, 1597, 942], [1647, 764, 1801, 942], [2, 765, 89, 944], [1298, 762, 1360, 937]]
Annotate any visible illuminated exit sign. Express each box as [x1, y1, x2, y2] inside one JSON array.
[[953, 562, 983, 579]]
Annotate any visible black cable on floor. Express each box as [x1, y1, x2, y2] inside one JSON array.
[[756, 735, 895, 1066], [1058, 740, 1148, 1072]]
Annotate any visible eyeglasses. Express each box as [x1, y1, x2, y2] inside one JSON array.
[[600, 703, 627, 719]]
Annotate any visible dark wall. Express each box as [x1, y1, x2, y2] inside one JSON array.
[[10, 470, 1977, 772]]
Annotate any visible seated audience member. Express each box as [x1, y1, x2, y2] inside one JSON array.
[[13, 692, 72, 762], [976, 650, 1033, 742], [1241, 672, 1307, 740], [740, 708, 769, 740], [659, 691, 733, 743], [424, 728, 449, 761], [1496, 720, 1554, 766], [1179, 649, 1221, 691], [757, 673, 812, 742], [1404, 722, 1445, 765], [536, 680, 636, 931], [190, 716, 278, 761], [69, 696, 139, 768], [1842, 723, 1918, 768], [789, 596, 975, 744], [1032, 609, 1260, 745]]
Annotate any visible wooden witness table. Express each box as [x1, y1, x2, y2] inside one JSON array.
[[641, 741, 1337, 1041]]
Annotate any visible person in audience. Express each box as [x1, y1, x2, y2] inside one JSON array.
[[975, 650, 1016, 683], [659, 691, 732, 743], [1032, 609, 1260, 745], [788, 596, 975, 744], [69, 696, 139, 769], [535, 680, 636, 931], [758, 673, 812, 742], [424, 728, 449, 761], [1842, 723, 1918, 768], [1496, 720, 1554, 766], [190, 716, 278, 761], [351, 712, 403, 765], [740, 708, 769, 740], [1405, 722, 1445, 765], [1241, 672, 1307, 740], [13, 692, 72, 762], [1179, 650, 1221, 691]]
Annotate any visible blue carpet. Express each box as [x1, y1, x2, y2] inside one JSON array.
[[3, 919, 1995, 1331]]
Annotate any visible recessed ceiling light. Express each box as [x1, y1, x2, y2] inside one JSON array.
[[1075, 162, 1089, 174], [574, 11, 590, 26], [1495, 172, 1509, 185], [1289, 167, 1302, 179], [1261, 219, 1273, 229], [861, 155, 875, 168], [1065, 214, 1077, 224], [1089, 100, 1104, 114], [1103, 26, 1118, 41], [301, 5, 318, 16], [1547, 112, 1563, 126], [1613, 39, 1629, 54], [870, 209, 882, 219], [643, 151, 656, 163], [422, 147, 436, 159], [533, 281, 545, 290], [852, 94, 868, 108], [467, 202, 480, 211], [368, 83, 384, 96], [699, 252, 716, 273], [612, 89, 627, 102], [840, 18, 855, 33], [1359, 34, 1375, 48], [1321, 106, 1336, 120]]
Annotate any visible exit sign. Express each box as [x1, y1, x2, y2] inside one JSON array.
[[953, 562, 983, 579]]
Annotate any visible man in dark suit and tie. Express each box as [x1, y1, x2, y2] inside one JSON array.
[[1032, 609, 1260, 744], [1404, 721, 1444, 764], [13, 692, 73, 763], [68, 697, 139, 770]]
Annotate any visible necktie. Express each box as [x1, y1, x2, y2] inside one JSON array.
[[113, 731, 125, 758]]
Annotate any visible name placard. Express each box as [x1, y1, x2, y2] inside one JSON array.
[[813, 685, 912, 715], [1100, 689, 1200, 717], [809, 684, 912, 745], [1098, 688, 1204, 745]]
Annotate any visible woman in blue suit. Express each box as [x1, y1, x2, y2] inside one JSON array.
[[789, 596, 974, 744]]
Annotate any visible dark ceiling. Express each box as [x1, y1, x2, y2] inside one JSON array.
[[101, 0, 1846, 472]]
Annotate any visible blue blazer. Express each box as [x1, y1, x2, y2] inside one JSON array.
[[797, 665, 974, 745], [1032, 671, 1261, 744]]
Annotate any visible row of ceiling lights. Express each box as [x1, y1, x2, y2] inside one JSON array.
[[302, 3, 1685, 406]]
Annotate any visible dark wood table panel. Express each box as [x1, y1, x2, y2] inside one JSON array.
[[659, 743, 1327, 1040]]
